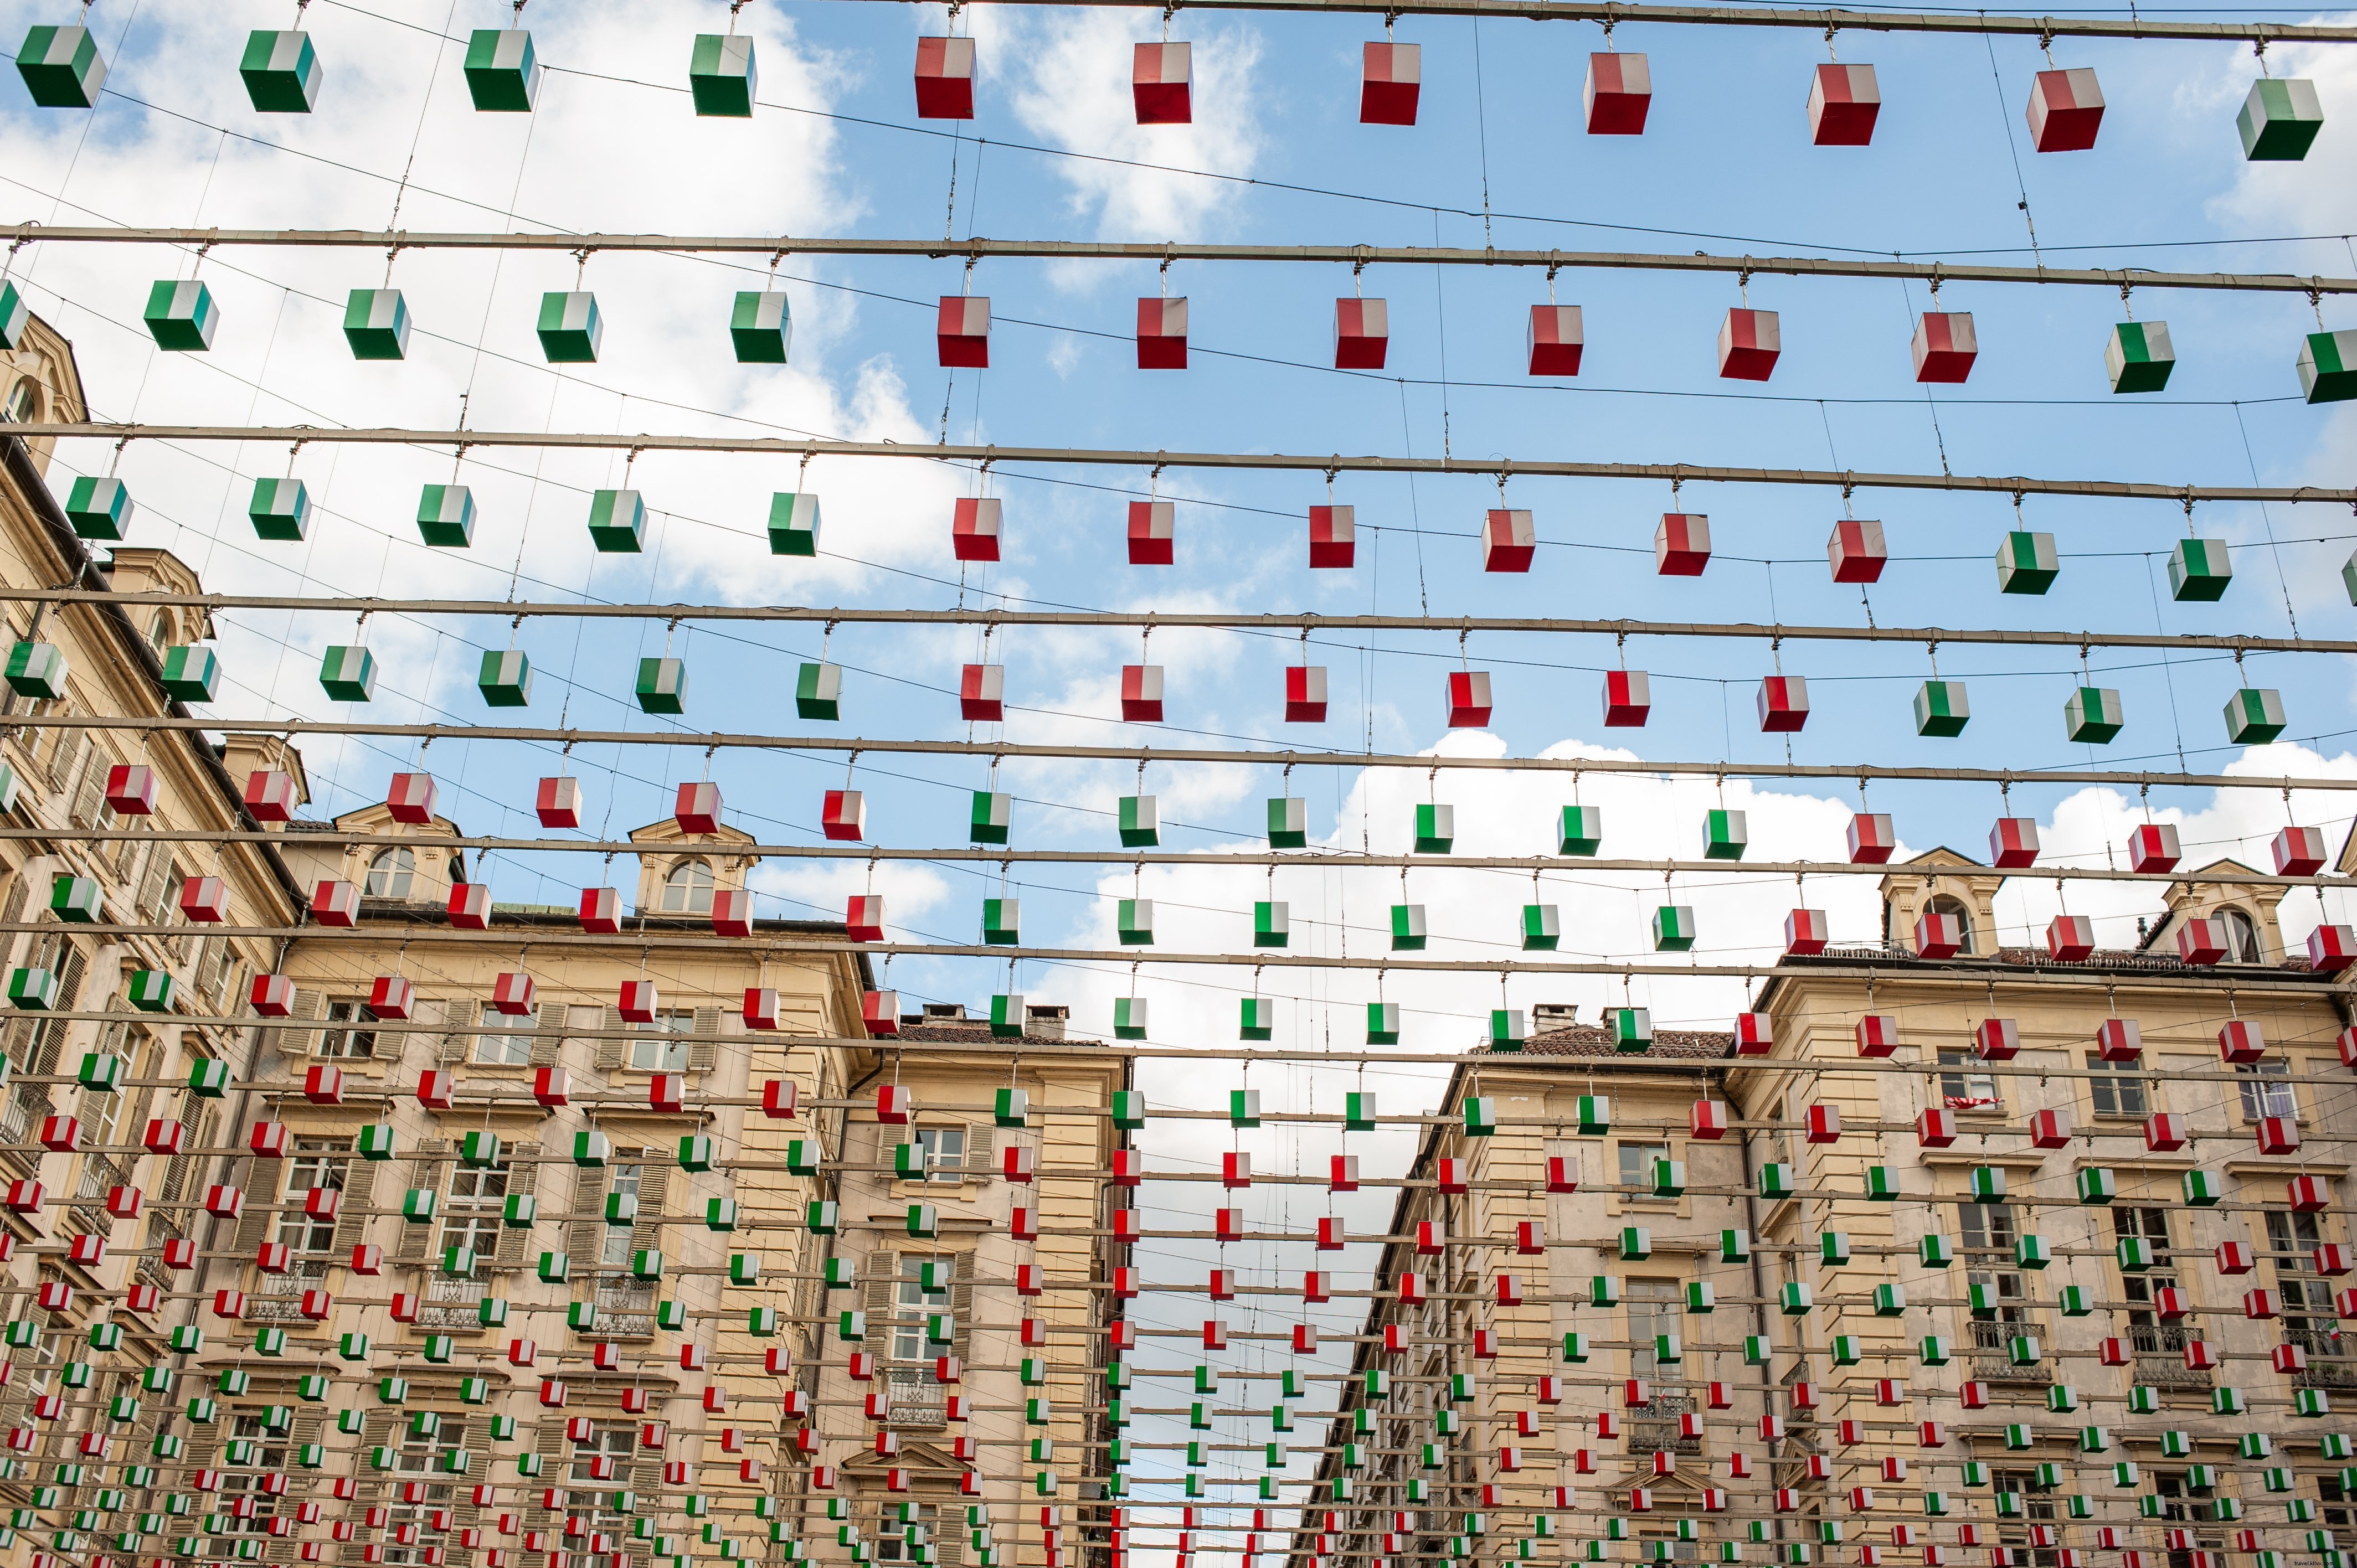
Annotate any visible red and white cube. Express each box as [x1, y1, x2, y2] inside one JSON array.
[[448, 883, 490, 930], [1718, 308, 1780, 381], [491, 972, 535, 1017], [846, 895, 885, 942], [1757, 675, 1809, 732], [2217, 1018, 2266, 1063], [959, 663, 1004, 721], [1335, 298, 1389, 369], [105, 764, 157, 816], [1975, 1018, 2020, 1060], [1828, 519, 1887, 582], [1785, 908, 1829, 956], [1855, 1014, 1898, 1057], [2026, 68, 2103, 152], [1807, 62, 1880, 145], [535, 776, 581, 828], [1284, 666, 1329, 723], [676, 781, 722, 835], [1128, 501, 1175, 564], [1136, 297, 1187, 370], [913, 36, 974, 118], [952, 497, 1001, 562], [822, 788, 866, 843], [311, 880, 358, 926], [1447, 670, 1493, 728], [2145, 1112, 2186, 1152], [1360, 40, 1419, 124], [2309, 924, 2357, 973], [1583, 51, 1651, 133], [2176, 917, 2226, 966], [2027, 1108, 2071, 1148], [1655, 513, 1709, 575], [1917, 1107, 1957, 1147], [1599, 668, 1651, 727], [1735, 1013, 1772, 1054], [619, 981, 658, 1024], [579, 887, 620, 933], [251, 974, 294, 1017], [712, 887, 752, 937], [1308, 505, 1355, 568], [1915, 909, 1962, 958], [180, 875, 228, 924], [1989, 817, 2040, 868], [369, 976, 415, 1021], [1847, 812, 1896, 864], [863, 990, 899, 1036], [387, 772, 438, 825], [1121, 663, 1165, 722], [2095, 1017, 2142, 1062], [1527, 305, 1584, 375], [1483, 509, 1536, 572], [244, 770, 299, 823], [2048, 914, 2094, 961], [2274, 826, 2327, 876], [1133, 42, 1191, 122], [1912, 312, 1978, 383], [936, 296, 990, 368], [2128, 822, 2180, 873]]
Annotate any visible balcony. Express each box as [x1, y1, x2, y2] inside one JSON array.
[[594, 1280, 655, 1338], [1970, 1323, 2054, 1385], [884, 1370, 946, 1430], [420, 1275, 492, 1331], [251, 1260, 332, 1324], [2286, 1328, 2355, 1388], [1628, 1394, 1703, 1456]]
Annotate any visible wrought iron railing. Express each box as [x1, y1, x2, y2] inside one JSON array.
[[1629, 1394, 1702, 1455]]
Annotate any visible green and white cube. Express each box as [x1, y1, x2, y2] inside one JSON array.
[[970, 790, 1011, 844], [416, 483, 476, 547], [1701, 807, 1747, 859], [689, 33, 757, 116], [64, 476, 132, 541], [462, 28, 541, 111], [16, 24, 107, 107], [537, 291, 603, 363], [2064, 685, 2122, 743], [2300, 329, 2357, 404], [1365, 1002, 1399, 1044], [142, 280, 218, 352], [0, 281, 22, 352], [1267, 795, 1308, 847], [1612, 1007, 1654, 1049], [2240, 77, 2324, 161], [477, 649, 532, 708], [1111, 996, 1147, 1039], [634, 656, 686, 714], [795, 662, 842, 721], [2225, 686, 2287, 744], [1116, 898, 1153, 945], [1239, 997, 1274, 1040], [1653, 905, 1696, 952], [1996, 530, 2058, 592], [2169, 537, 2232, 601], [319, 645, 377, 703], [1253, 900, 1289, 948], [1522, 902, 1560, 950], [342, 288, 410, 360], [730, 291, 791, 363], [768, 492, 820, 556], [1557, 803, 1602, 855], [2106, 320, 2175, 393], [1390, 903, 1427, 950], [1914, 679, 1969, 737], [1413, 802, 1454, 853], [1489, 1009, 1526, 1051], [981, 897, 1020, 945], [588, 488, 645, 552], [240, 29, 323, 112], [989, 993, 1025, 1038], [128, 971, 174, 1013], [1118, 793, 1158, 847], [8, 968, 56, 1010], [248, 477, 308, 541], [8, 640, 68, 699]]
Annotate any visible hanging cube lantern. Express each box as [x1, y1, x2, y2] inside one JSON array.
[[1847, 812, 1896, 863], [817, 787, 864, 842], [2, 638, 64, 700], [1526, 303, 1584, 375], [1560, 802, 1603, 853], [1135, 297, 1187, 369], [43, 878, 102, 926], [1120, 663, 1164, 721], [1254, 899, 1290, 947], [1655, 513, 1709, 574], [1360, 40, 1419, 122], [1132, 41, 1191, 122], [532, 775, 580, 827], [1758, 674, 1809, 731], [950, 495, 1002, 561], [728, 290, 791, 364], [2309, 924, 2357, 973], [343, 288, 411, 360], [1703, 807, 1748, 858], [387, 772, 438, 825], [757, 491, 822, 560], [411, 483, 478, 548], [476, 649, 532, 708], [240, 29, 323, 111], [1365, 1001, 1400, 1044], [1307, 503, 1355, 567], [1828, 518, 1887, 582], [970, 789, 1011, 843], [2027, 67, 2104, 151], [1916, 909, 1963, 958], [636, 657, 687, 714], [2064, 685, 2122, 742], [1447, 670, 1493, 727], [2095, 1017, 2142, 1064], [105, 764, 157, 817], [843, 894, 884, 941], [2128, 821, 2180, 871], [1991, 530, 2062, 596], [688, 33, 756, 115], [2274, 823, 2327, 874], [1584, 51, 1651, 132], [1785, 907, 1829, 955], [2300, 329, 2357, 402], [587, 488, 645, 552], [1283, 664, 1329, 723], [1127, 500, 1175, 564], [1856, 1014, 1898, 1056], [1983, 816, 2040, 867], [935, 295, 991, 367], [1241, 997, 1275, 1039], [2225, 687, 2287, 744], [248, 477, 309, 541], [1389, 903, 1427, 950], [2170, 537, 2232, 600], [2107, 319, 2176, 392], [2240, 75, 2325, 158], [1807, 61, 1880, 144], [913, 35, 975, 117], [982, 896, 1020, 945], [1335, 296, 1389, 368], [2179, 917, 2228, 966], [577, 885, 622, 933], [462, 27, 539, 109], [1718, 308, 1779, 380], [1523, 902, 1561, 950], [142, 278, 218, 352], [955, 662, 1005, 722], [795, 661, 843, 721], [63, 476, 133, 541], [1116, 792, 1159, 847], [1911, 313, 1978, 383], [1483, 509, 1536, 572], [1653, 905, 1696, 952], [536, 292, 603, 363], [1118, 899, 1154, 946], [16, 23, 107, 106]]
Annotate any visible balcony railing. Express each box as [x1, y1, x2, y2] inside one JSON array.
[[250, 1260, 332, 1323], [595, 1280, 655, 1338], [1628, 1394, 1702, 1455], [884, 1370, 946, 1430], [420, 1276, 487, 1330], [1970, 1323, 2053, 1384]]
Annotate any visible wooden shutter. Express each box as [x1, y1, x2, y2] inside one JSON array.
[[950, 1251, 975, 1359], [523, 1422, 567, 1524], [627, 1164, 668, 1262], [140, 850, 174, 921], [392, 1139, 451, 1261], [264, 989, 324, 1056], [935, 1506, 966, 1568], [352, 1410, 398, 1507], [565, 1167, 608, 1280], [46, 945, 85, 1030], [529, 1006, 563, 1067], [182, 1414, 221, 1476], [286, 1410, 325, 1497], [232, 1154, 275, 1254], [69, 750, 109, 828], [493, 1144, 540, 1270], [44, 728, 83, 793], [864, 1250, 895, 1326], [964, 1127, 995, 1185], [593, 1008, 625, 1071], [0, 872, 25, 972], [422, 999, 464, 1063], [688, 1008, 721, 1072], [332, 1161, 377, 1255]]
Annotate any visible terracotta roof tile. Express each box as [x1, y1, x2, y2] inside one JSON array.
[[1483, 1024, 1734, 1060]]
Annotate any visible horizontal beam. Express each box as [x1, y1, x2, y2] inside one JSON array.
[[11, 227, 2356, 294], [13, 589, 2355, 658], [21, 424, 2357, 504], [14, 714, 2357, 792]]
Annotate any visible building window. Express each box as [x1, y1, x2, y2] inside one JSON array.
[[658, 859, 713, 914], [2086, 1057, 2148, 1118], [441, 1159, 510, 1259], [474, 1003, 535, 1066], [2266, 1209, 2344, 1370], [1959, 1202, 2029, 1349], [626, 1009, 696, 1071], [364, 847, 415, 899], [2153, 1473, 2220, 1568], [319, 999, 378, 1059], [600, 1165, 642, 1267], [3, 379, 38, 425], [2113, 1207, 2182, 1354], [208, 1412, 287, 1556], [275, 1140, 349, 1255], [2237, 1061, 2296, 1121], [2219, 907, 2262, 963], [1627, 1278, 1680, 1376], [889, 1256, 953, 1363], [1990, 1468, 2058, 1568], [912, 1126, 967, 1182], [1938, 1050, 2000, 1112], [385, 1418, 469, 1564], [874, 1503, 939, 1564], [146, 612, 172, 655], [1928, 895, 1977, 955], [1618, 1141, 1669, 1191]]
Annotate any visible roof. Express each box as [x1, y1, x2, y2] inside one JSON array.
[[1483, 1023, 1735, 1060], [888, 1022, 1077, 1044]]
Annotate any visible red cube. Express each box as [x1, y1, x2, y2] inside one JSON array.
[[1785, 908, 1829, 956], [2218, 1018, 2266, 1062], [1804, 1104, 1841, 1143], [1912, 312, 1978, 383], [2128, 823, 2180, 873], [1583, 51, 1651, 133], [1602, 668, 1650, 726], [311, 880, 358, 926], [1360, 40, 1419, 124], [619, 980, 658, 1024], [1308, 505, 1355, 568], [2144, 1113, 2185, 1151], [1128, 501, 1175, 564], [1133, 42, 1191, 123], [2177, 917, 2226, 966], [387, 772, 438, 824], [535, 776, 581, 828], [1135, 297, 1187, 369], [180, 875, 228, 924], [1757, 675, 1809, 732], [2310, 924, 2357, 973], [1718, 308, 1780, 380], [952, 497, 1001, 561], [2216, 1240, 2256, 1274], [1546, 1156, 1581, 1192], [1829, 519, 1887, 582], [1120, 663, 1165, 723], [579, 887, 620, 933], [1482, 509, 1535, 572], [711, 887, 752, 937], [2258, 1117, 2301, 1155], [1847, 812, 1896, 864], [913, 36, 974, 120], [2026, 67, 2103, 152], [1916, 1107, 1956, 1148], [821, 788, 865, 843], [846, 895, 884, 942], [369, 976, 415, 1021], [416, 1070, 455, 1110], [2094, 1017, 2141, 1062], [534, 1067, 570, 1107], [1335, 297, 1388, 369], [936, 296, 989, 368], [862, 990, 899, 1037], [1447, 670, 1493, 728], [959, 662, 1003, 721], [2274, 826, 2327, 876], [1655, 513, 1710, 574], [1807, 62, 1880, 145], [1855, 1014, 1898, 1057], [1915, 910, 1962, 958], [1975, 1018, 2020, 1060], [2291, 1174, 2332, 1211], [244, 768, 300, 822], [1527, 305, 1584, 375], [1689, 1100, 1728, 1139], [650, 1074, 686, 1113], [2027, 1108, 2071, 1149], [105, 764, 157, 816], [304, 1065, 344, 1105], [491, 972, 536, 1017], [1989, 817, 2040, 868], [250, 974, 294, 1017], [447, 883, 490, 930], [37, 1116, 76, 1153], [676, 781, 722, 835], [2047, 914, 2094, 961], [1734, 1013, 1772, 1055], [1284, 665, 1328, 724]]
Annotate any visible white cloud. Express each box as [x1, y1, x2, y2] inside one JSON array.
[[745, 856, 953, 929]]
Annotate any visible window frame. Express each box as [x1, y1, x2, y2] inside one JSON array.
[[364, 847, 416, 899], [658, 859, 714, 915], [318, 999, 379, 1059], [2085, 1056, 2148, 1118], [625, 1009, 696, 1072]]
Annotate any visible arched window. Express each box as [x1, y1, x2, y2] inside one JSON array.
[[364, 847, 414, 899], [448, 854, 467, 885], [1928, 895, 1978, 956], [2219, 906, 2262, 964], [3, 378, 38, 426], [660, 859, 713, 914], [146, 612, 172, 655]]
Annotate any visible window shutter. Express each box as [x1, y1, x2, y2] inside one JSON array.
[[182, 1416, 221, 1477], [393, 1139, 451, 1261], [864, 1250, 895, 1325], [524, 1422, 567, 1524], [594, 1008, 625, 1071], [140, 851, 174, 922], [688, 1008, 721, 1071], [286, 1410, 325, 1497], [628, 1164, 669, 1262], [233, 1154, 275, 1254], [529, 1005, 563, 1067], [950, 1251, 975, 1360], [629, 1440, 661, 1503], [935, 1512, 967, 1568], [493, 1143, 541, 1270], [433, 999, 470, 1064], [332, 1160, 377, 1255], [47, 945, 85, 1030], [69, 752, 109, 828], [352, 1410, 398, 1506], [44, 728, 83, 793], [565, 1167, 609, 1281], [265, 988, 324, 1056], [965, 1127, 995, 1183], [0, 873, 25, 972]]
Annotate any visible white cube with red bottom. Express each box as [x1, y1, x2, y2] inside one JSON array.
[[1583, 52, 1650, 133]]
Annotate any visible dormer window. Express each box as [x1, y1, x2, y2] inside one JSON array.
[[365, 847, 415, 899], [146, 612, 172, 655], [1927, 895, 1977, 956], [658, 859, 713, 915], [2219, 906, 2262, 963], [3, 379, 37, 425]]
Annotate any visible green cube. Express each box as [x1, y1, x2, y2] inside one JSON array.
[[127, 972, 173, 1013], [249, 477, 309, 540], [1969, 1165, 2007, 1201], [1994, 530, 2058, 593], [2225, 687, 2286, 744], [1112, 997, 1147, 1039], [2077, 1167, 2118, 1205], [1521, 904, 1561, 949], [1873, 1282, 1906, 1316], [2015, 1234, 2051, 1268], [1611, 1007, 1653, 1049], [1920, 1232, 1952, 1265], [1113, 1090, 1146, 1129], [319, 644, 377, 702], [1118, 793, 1158, 846], [142, 280, 217, 352], [2170, 537, 2233, 601], [1652, 904, 1695, 951], [970, 790, 1011, 843], [1413, 802, 1453, 853], [537, 291, 603, 362], [1240, 997, 1274, 1040], [478, 649, 532, 708], [16, 24, 106, 107], [1863, 1165, 1900, 1201], [635, 656, 686, 714], [2107, 319, 2176, 393], [1914, 679, 1969, 736], [64, 476, 133, 541], [1577, 1094, 1610, 1133], [462, 28, 540, 110], [689, 33, 757, 116], [989, 993, 1025, 1037], [1721, 1229, 1751, 1262], [240, 30, 322, 112], [50, 873, 100, 923], [1820, 1231, 1851, 1266], [768, 492, 819, 556], [1390, 903, 1427, 950], [1365, 1002, 1399, 1044], [4, 640, 64, 700], [1756, 1162, 1791, 1199], [2064, 685, 2122, 743], [1557, 803, 1602, 855], [1701, 808, 1747, 859], [358, 1123, 398, 1160], [730, 290, 791, 363], [2184, 1169, 2222, 1205], [2240, 77, 2324, 160], [8, 968, 56, 1010], [1648, 1157, 1681, 1196], [796, 661, 842, 720], [342, 288, 410, 360], [159, 644, 220, 702], [677, 1134, 713, 1171], [2301, 328, 2357, 403], [1253, 900, 1289, 948], [417, 483, 475, 547], [1116, 898, 1152, 945], [1465, 1097, 1497, 1136], [981, 897, 1019, 945], [588, 487, 645, 551], [1267, 795, 1308, 847]]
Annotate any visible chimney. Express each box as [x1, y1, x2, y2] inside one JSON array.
[[1025, 1004, 1068, 1041], [922, 1003, 967, 1022], [1532, 1003, 1580, 1031]]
